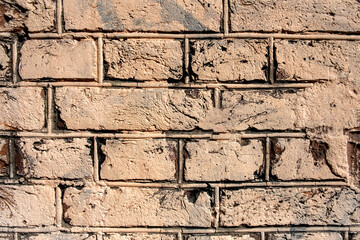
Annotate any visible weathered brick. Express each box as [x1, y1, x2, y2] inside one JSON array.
[[55, 87, 213, 131], [191, 39, 268, 82], [229, 0, 360, 32], [267, 232, 342, 240], [0, 0, 55, 32], [19, 40, 97, 80], [15, 138, 93, 180], [0, 42, 10, 81], [0, 88, 45, 130], [0, 233, 11, 239], [275, 40, 360, 82], [63, 0, 221, 32], [348, 133, 360, 187], [220, 187, 360, 226], [270, 138, 340, 180], [186, 234, 258, 240], [184, 139, 264, 181], [63, 187, 212, 227], [104, 234, 176, 240], [0, 185, 55, 226], [0, 138, 8, 177], [20, 233, 96, 240], [105, 39, 183, 81], [351, 233, 360, 240], [100, 139, 177, 181]]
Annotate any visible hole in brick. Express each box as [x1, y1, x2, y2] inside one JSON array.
[[54, 105, 67, 130], [97, 138, 107, 180], [310, 140, 329, 167], [185, 189, 201, 203]]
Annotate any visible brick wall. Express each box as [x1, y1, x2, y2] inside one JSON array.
[[0, 0, 360, 239]]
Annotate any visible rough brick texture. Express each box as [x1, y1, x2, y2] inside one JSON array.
[[105, 39, 183, 81], [0, 185, 55, 226], [267, 233, 342, 240], [229, 0, 360, 32], [19, 40, 97, 80], [0, 138, 8, 177], [104, 234, 176, 240], [184, 139, 264, 181], [15, 138, 93, 179], [191, 39, 268, 82], [20, 233, 96, 240], [0, 41, 10, 81], [0, 88, 45, 130], [186, 235, 258, 240], [63, 187, 212, 227], [100, 139, 177, 181], [63, 0, 222, 32]]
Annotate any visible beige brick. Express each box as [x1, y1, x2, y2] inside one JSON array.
[[230, 0, 360, 32], [0, 42, 10, 80], [0, 88, 45, 131], [105, 39, 183, 81], [184, 139, 264, 181], [21, 233, 96, 240], [267, 232, 342, 240], [0, 233, 11, 239], [0, 138, 8, 177], [63, 187, 212, 227], [63, 0, 221, 32], [0, 0, 55, 32], [271, 138, 340, 180], [19, 40, 97, 80], [104, 234, 176, 240], [275, 40, 360, 83], [191, 39, 268, 82], [55, 88, 213, 131], [100, 139, 177, 181], [220, 187, 360, 226], [15, 138, 93, 180], [0, 185, 55, 226], [186, 235, 258, 240]]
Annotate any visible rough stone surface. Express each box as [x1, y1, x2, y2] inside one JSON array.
[[63, 187, 212, 227], [0, 185, 55, 226], [184, 139, 264, 181], [105, 39, 183, 81], [187, 235, 258, 240], [0, 0, 56, 32], [220, 187, 360, 226], [276, 40, 360, 82], [0, 138, 8, 177], [352, 233, 360, 240], [0, 88, 45, 130], [348, 133, 360, 187], [191, 39, 268, 82], [63, 0, 221, 32], [21, 233, 96, 240], [100, 139, 177, 181], [15, 138, 93, 180], [270, 138, 340, 180], [55, 87, 213, 131], [104, 234, 176, 240], [267, 232, 342, 240], [0, 41, 10, 80], [229, 0, 360, 33], [19, 40, 97, 80]]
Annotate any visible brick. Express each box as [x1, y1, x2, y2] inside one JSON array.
[[55, 87, 213, 131], [267, 232, 342, 240], [15, 138, 93, 180], [190, 39, 268, 82], [21, 233, 96, 240], [104, 234, 176, 240], [19, 40, 97, 80], [0, 185, 55, 227], [184, 139, 264, 181], [0, 0, 55, 32], [63, 0, 221, 32], [220, 187, 360, 226], [0, 138, 8, 177], [0, 42, 10, 81], [270, 138, 340, 180], [186, 235, 258, 240], [100, 139, 177, 181], [0, 233, 11, 239], [0, 88, 45, 131], [275, 40, 360, 82], [63, 187, 212, 227], [229, 0, 360, 33], [104, 39, 183, 81]]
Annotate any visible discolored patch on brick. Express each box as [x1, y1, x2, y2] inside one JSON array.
[[103, 233, 176, 240], [0, 139, 8, 177], [267, 232, 343, 240], [348, 133, 360, 187], [0, 41, 10, 81]]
